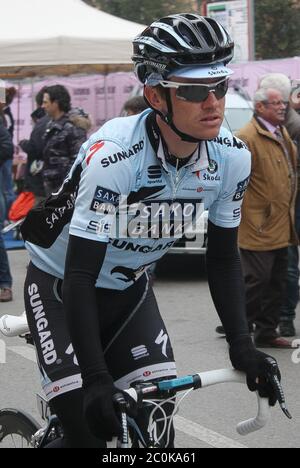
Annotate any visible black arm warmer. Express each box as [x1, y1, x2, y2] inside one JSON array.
[[63, 235, 108, 383], [206, 220, 250, 345]]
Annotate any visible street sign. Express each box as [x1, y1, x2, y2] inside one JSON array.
[[207, 0, 253, 62]]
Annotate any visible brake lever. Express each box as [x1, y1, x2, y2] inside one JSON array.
[[264, 357, 292, 420], [271, 374, 292, 420]]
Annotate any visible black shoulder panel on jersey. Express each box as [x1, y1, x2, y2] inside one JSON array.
[[21, 163, 82, 248]]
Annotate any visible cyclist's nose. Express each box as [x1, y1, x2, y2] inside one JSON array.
[[201, 91, 219, 107]]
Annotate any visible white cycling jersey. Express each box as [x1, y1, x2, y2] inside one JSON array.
[[25, 109, 251, 290]]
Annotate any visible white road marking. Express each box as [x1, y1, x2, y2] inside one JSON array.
[[8, 346, 37, 363], [174, 415, 248, 449], [7, 346, 248, 448]]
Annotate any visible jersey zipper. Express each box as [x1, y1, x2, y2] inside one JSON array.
[[172, 158, 180, 200]]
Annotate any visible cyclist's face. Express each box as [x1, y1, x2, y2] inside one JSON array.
[[167, 77, 226, 140]]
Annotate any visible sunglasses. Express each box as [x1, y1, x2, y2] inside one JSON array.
[[160, 78, 229, 103]]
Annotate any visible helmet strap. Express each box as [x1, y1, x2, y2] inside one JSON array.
[[164, 90, 201, 143]]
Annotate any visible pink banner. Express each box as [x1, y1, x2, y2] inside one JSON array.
[[229, 57, 300, 98], [7, 57, 300, 166], [10, 73, 139, 146]]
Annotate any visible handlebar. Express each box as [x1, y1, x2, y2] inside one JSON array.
[[123, 369, 271, 437], [196, 369, 271, 436], [0, 312, 30, 337]]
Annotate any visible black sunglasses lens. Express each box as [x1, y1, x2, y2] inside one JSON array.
[[176, 86, 208, 102], [176, 80, 229, 102], [214, 80, 229, 99]]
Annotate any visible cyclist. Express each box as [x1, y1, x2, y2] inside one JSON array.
[[22, 14, 282, 448]]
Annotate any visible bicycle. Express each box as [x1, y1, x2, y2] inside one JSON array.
[[0, 313, 292, 448]]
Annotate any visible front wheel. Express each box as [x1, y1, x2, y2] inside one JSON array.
[[0, 409, 41, 448]]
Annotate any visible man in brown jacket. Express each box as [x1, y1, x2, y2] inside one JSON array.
[[257, 74, 300, 337], [237, 86, 298, 348]]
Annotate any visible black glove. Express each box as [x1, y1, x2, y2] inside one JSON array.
[[83, 372, 122, 440], [229, 337, 281, 406]]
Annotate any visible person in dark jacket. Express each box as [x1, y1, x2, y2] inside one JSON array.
[[41, 85, 91, 196], [0, 121, 13, 167], [19, 87, 50, 202], [3, 87, 17, 138], [0, 89, 16, 215], [0, 119, 14, 302]]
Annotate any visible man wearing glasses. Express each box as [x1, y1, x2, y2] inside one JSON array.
[[22, 15, 286, 446], [237, 87, 298, 349]]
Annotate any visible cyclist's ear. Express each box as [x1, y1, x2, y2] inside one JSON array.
[[144, 85, 166, 113]]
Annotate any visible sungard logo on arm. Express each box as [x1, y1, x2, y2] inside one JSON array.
[[90, 186, 120, 214]]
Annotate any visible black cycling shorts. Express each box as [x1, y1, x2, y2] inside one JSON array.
[[24, 262, 176, 401]]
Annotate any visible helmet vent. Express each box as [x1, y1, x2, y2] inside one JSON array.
[[177, 23, 200, 48], [205, 17, 226, 45], [156, 29, 180, 50], [194, 21, 215, 48]]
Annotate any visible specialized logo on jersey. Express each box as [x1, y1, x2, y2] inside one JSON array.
[[232, 176, 250, 202], [86, 141, 105, 165], [90, 186, 120, 213], [155, 330, 168, 358]]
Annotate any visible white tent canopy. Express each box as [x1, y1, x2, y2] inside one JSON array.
[[0, 0, 145, 68]]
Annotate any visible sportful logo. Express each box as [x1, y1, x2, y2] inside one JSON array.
[[131, 345, 149, 360], [148, 165, 162, 180]]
